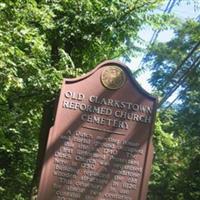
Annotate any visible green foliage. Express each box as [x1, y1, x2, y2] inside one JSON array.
[[146, 19, 200, 136], [145, 19, 200, 199], [0, 0, 167, 199], [149, 110, 200, 200], [146, 20, 200, 92]]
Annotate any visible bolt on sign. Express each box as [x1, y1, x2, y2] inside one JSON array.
[[37, 60, 157, 200]]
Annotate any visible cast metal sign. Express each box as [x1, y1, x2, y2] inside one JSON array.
[[37, 60, 157, 200]]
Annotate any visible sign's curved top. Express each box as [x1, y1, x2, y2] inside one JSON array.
[[65, 60, 156, 100]]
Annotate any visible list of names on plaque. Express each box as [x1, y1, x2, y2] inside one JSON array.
[[53, 131, 144, 200]]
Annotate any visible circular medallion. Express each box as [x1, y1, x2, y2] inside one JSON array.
[[101, 65, 126, 90]]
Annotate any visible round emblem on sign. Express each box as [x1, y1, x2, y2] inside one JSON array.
[[101, 65, 126, 90]]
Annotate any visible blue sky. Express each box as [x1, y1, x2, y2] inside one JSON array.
[[124, 0, 199, 100]]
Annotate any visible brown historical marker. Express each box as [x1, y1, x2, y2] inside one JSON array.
[[37, 60, 157, 200]]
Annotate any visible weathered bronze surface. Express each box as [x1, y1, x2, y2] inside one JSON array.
[[37, 60, 157, 200], [101, 65, 127, 90]]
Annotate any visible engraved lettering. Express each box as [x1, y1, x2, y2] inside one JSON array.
[[64, 91, 85, 101]]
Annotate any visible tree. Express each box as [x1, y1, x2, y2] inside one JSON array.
[[0, 0, 167, 199], [146, 19, 200, 136], [148, 109, 200, 200], [145, 19, 200, 199]]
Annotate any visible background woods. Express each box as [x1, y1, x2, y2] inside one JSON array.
[[0, 0, 199, 200]]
